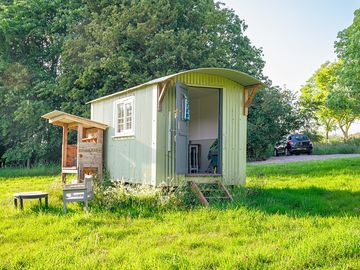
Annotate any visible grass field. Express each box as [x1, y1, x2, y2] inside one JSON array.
[[0, 158, 359, 269]]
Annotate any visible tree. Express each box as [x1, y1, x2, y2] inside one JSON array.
[[58, 0, 267, 116], [247, 86, 304, 160], [0, 0, 83, 166], [327, 86, 360, 140], [299, 61, 340, 142], [335, 8, 360, 94], [333, 8, 360, 140], [1, 0, 300, 164]]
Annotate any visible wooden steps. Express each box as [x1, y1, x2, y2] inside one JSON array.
[[190, 181, 233, 206]]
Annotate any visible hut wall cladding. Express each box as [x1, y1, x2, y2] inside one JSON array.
[[156, 73, 247, 186], [91, 86, 155, 184], [77, 142, 103, 167], [66, 145, 77, 167]]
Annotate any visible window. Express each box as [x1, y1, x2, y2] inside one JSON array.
[[113, 96, 135, 137]]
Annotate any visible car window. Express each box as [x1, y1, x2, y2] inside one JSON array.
[[293, 134, 308, 140]]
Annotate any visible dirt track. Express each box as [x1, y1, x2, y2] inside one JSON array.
[[250, 154, 360, 165]]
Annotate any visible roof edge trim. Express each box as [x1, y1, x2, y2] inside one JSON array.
[[87, 68, 265, 104]]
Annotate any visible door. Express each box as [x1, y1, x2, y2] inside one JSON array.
[[175, 81, 190, 174]]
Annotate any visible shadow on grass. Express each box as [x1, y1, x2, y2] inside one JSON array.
[[11, 186, 360, 219], [29, 204, 67, 215], [247, 157, 360, 178], [224, 186, 360, 217]]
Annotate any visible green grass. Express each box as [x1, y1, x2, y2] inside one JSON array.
[[0, 164, 59, 178], [0, 158, 359, 269]]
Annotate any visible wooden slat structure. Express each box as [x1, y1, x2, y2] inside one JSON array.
[[42, 110, 108, 183], [190, 180, 233, 206]]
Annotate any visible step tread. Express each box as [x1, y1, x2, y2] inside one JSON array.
[[190, 180, 233, 206], [205, 196, 231, 199]]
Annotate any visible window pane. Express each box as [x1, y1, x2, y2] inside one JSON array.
[[118, 123, 124, 133], [117, 104, 124, 132], [125, 103, 132, 116], [125, 102, 132, 130], [118, 103, 124, 118]]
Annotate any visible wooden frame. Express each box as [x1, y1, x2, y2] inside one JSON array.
[[113, 96, 135, 137], [243, 84, 263, 116], [42, 110, 107, 184], [157, 80, 171, 111]]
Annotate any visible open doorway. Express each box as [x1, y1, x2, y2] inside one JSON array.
[[188, 87, 221, 175]]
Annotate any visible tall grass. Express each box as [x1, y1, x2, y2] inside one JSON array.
[[0, 164, 60, 178], [313, 137, 360, 155]]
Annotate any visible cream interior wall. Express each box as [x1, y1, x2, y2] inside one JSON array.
[[189, 87, 219, 141]]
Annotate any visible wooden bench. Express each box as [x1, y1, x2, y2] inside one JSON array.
[[14, 192, 48, 210], [63, 175, 94, 213]]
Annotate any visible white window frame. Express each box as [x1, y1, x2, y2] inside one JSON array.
[[113, 96, 135, 137]]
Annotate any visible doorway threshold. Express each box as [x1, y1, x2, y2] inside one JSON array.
[[186, 173, 222, 177]]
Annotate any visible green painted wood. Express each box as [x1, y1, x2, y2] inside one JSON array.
[[156, 73, 247, 186], [91, 72, 248, 186], [91, 86, 155, 184]]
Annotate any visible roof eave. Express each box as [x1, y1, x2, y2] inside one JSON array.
[[87, 68, 265, 104]]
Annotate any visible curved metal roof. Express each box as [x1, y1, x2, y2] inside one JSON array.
[[88, 67, 264, 104]]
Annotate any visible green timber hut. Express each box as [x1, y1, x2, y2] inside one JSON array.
[[87, 68, 263, 186]]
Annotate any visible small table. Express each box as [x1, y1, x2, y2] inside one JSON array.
[[14, 192, 48, 210]]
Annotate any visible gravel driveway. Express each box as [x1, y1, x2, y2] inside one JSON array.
[[250, 154, 360, 165]]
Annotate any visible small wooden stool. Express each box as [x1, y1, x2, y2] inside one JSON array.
[[14, 192, 48, 210]]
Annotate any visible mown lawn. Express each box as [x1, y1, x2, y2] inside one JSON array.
[[0, 158, 359, 269]]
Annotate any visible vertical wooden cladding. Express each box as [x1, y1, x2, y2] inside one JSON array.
[[76, 125, 104, 181], [91, 72, 248, 186], [91, 86, 155, 184], [156, 73, 246, 186], [222, 81, 247, 185], [66, 145, 77, 167], [62, 124, 68, 168]]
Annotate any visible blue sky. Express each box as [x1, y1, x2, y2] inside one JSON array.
[[223, 0, 359, 135], [223, 0, 359, 92]]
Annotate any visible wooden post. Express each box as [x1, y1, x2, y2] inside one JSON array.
[[158, 80, 170, 111], [244, 87, 249, 116], [97, 129, 104, 182], [77, 124, 83, 181], [61, 124, 68, 183], [20, 198, 23, 210], [243, 84, 262, 116], [190, 181, 209, 207]]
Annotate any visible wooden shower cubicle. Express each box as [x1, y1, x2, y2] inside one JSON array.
[[42, 111, 108, 183]]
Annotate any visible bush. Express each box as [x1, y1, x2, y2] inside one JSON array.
[[92, 181, 193, 217], [313, 139, 360, 155], [247, 86, 304, 160]]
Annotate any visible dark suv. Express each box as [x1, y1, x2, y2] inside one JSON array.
[[274, 134, 313, 156]]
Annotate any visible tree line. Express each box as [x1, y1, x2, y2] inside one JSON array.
[[300, 9, 360, 142], [1, 1, 357, 166]]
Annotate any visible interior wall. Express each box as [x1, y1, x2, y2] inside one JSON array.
[[189, 87, 219, 141], [189, 87, 219, 173]]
